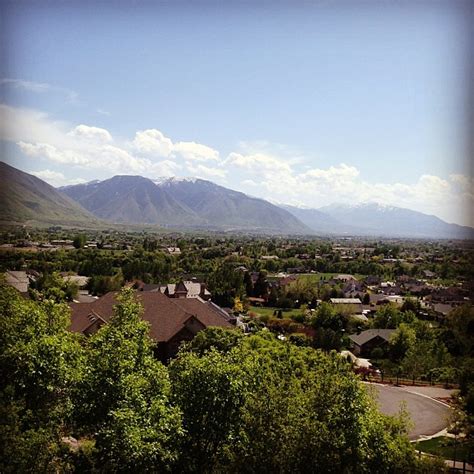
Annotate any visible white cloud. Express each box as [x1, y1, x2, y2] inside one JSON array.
[[68, 124, 112, 143], [0, 78, 51, 93], [30, 169, 87, 187], [0, 78, 79, 103], [133, 129, 173, 157], [173, 141, 219, 161], [226, 151, 291, 173], [149, 160, 182, 177], [18, 142, 89, 166], [3, 102, 472, 226], [186, 162, 227, 179]]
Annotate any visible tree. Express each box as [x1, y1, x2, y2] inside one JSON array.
[[75, 288, 182, 471], [253, 271, 269, 299], [0, 284, 85, 472], [389, 323, 416, 362], [169, 349, 252, 472], [30, 271, 78, 302], [171, 332, 440, 472], [73, 234, 86, 249]]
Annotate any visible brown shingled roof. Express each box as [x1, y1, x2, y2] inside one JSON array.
[[69, 291, 232, 342]]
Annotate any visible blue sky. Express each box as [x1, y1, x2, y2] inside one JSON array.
[[1, 0, 472, 225]]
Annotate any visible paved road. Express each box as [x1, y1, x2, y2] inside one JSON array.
[[365, 384, 452, 440]]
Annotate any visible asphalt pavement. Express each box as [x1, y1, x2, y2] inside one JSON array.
[[365, 383, 452, 440]]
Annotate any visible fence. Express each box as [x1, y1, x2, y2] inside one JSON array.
[[416, 451, 474, 474], [361, 371, 459, 389]]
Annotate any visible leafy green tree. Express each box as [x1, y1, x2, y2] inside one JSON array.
[[75, 288, 182, 471], [389, 323, 416, 362], [207, 262, 245, 307], [172, 332, 439, 472], [73, 234, 86, 249], [186, 327, 244, 356], [169, 349, 252, 472], [0, 284, 85, 473], [30, 271, 78, 302]]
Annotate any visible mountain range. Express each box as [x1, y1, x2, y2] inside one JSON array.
[[0, 162, 98, 227], [59, 175, 310, 233], [283, 202, 474, 239], [1, 162, 472, 238]]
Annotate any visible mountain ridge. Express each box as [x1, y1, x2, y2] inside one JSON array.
[[60, 174, 311, 234], [0, 161, 100, 227], [284, 202, 473, 239]]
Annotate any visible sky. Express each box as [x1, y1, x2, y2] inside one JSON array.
[[1, 0, 473, 226]]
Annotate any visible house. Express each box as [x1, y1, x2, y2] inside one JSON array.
[[69, 291, 234, 361], [330, 298, 363, 314], [342, 280, 366, 298], [5, 270, 36, 293], [260, 255, 279, 260], [334, 274, 356, 282], [349, 329, 395, 356], [62, 274, 89, 288], [165, 247, 181, 255], [158, 280, 211, 300]]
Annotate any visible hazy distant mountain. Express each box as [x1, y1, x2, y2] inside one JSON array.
[[298, 202, 474, 239], [61, 176, 204, 226], [281, 204, 366, 235], [0, 162, 98, 227], [61, 175, 311, 234]]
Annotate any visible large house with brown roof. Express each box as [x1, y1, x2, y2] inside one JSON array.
[[69, 291, 234, 361]]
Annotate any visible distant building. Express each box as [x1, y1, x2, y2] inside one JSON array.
[[5, 270, 36, 293], [158, 280, 211, 300], [62, 274, 89, 288], [330, 297, 363, 314], [165, 247, 181, 255], [69, 291, 234, 361], [349, 329, 395, 356]]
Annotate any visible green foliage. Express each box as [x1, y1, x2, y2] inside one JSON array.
[[0, 284, 85, 472], [207, 261, 245, 306], [30, 271, 79, 302], [186, 327, 245, 355], [373, 304, 416, 329], [389, 323, 416, 361], [171, 332, 438, 473], [73, 234, 87, 249], [75, 288, 182, 471]]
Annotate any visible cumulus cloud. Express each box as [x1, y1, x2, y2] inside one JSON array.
[[3, 103, 472, 226], [30, 169, 87, 187], [68, 124, 112, 143], [133, 129, 173, 157], [186, 162, 227, 179], [226, 152, 291, 173], [133, 129, 219, 162], [173, 141, 219, 161]]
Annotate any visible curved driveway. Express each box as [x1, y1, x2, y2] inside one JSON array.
[[365, 384, 452, 440]]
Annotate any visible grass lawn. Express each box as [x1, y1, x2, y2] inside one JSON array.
[[248, 306, 304, 319], [297, 273, 368, 283], [415, 437, 474, 463]]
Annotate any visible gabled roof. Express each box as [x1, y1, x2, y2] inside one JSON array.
[[5, 270, 31, 293], [69, 291, 232, 342], [349, 329, 395, 347], [330, 298, 362, 304]]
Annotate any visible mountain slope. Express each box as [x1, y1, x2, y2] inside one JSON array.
[[61, 176, 204, 226], [281, 204, 366, 235], [0, 161, 99, 226], [317, 203, 474, 239], [61, 176, 311, 234], [158, 178, 311, 232]]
